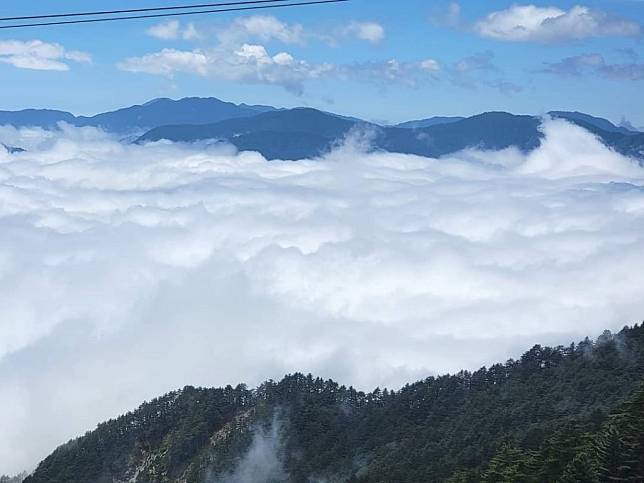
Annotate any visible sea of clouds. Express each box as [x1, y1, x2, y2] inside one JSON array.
[[1, 119, 644, 473]]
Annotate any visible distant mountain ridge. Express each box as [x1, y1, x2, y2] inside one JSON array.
[[138, 108, 644, 161], [0, 97, 275, 134], [1, 97, 643, 161], [0, 109, 76, 130], [137, 107, 363, 160]]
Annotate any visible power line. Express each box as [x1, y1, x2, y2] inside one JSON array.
[[0, 0, 349, 30], [0, 0, 295, 22]]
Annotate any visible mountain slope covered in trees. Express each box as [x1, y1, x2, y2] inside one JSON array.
[[23, 324, 644, 483]]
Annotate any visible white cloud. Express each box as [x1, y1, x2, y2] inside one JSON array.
[[218, 15, 305, 45], [1, 120, 644, 473], [118, 45, 443, 93], [0, 40, 91, 71], [118, 44, 332, 94], [123, 15, 331, 93], [118, 44, 443, 93], [147, 20, 180, 40], [343, 22, 386, 43], [124, 16, 441, 92], [420, 58, 441, 72], [146, 20, 199, 40], [475, 4, 641, 42], [118, 48, 210, 77]]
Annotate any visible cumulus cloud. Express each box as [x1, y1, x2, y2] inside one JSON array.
[[1, 120, 644, 474], [0, 40, 91, 71], [475, 4, 641, 43], [118, 44, 332, 94]]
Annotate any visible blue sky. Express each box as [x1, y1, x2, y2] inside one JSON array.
[[0, 0, 642, 124]]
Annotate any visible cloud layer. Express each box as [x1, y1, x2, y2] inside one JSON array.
[[1, 120, 644, 473]]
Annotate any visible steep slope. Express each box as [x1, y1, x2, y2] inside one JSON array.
[[24, 324, 644, 483]]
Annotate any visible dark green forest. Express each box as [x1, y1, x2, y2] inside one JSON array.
[[22, 324, 644, 483]]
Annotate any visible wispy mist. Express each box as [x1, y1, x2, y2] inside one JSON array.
[[210, 415, 287, 483], [1, 119, 643, 473]]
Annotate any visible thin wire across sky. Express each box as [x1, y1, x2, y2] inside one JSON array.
[[0, 0, 349, 30]]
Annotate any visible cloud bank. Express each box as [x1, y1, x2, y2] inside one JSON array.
[[1, 120, 644, 473]]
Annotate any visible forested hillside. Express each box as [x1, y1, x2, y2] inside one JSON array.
[[24, 324, 644, 483]]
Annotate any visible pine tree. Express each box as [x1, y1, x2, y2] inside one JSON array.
[[595, 387, 644, 482], [482, 443, 526, 483], [538, 422, 585, 481], [560, 451, 600, 483]]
